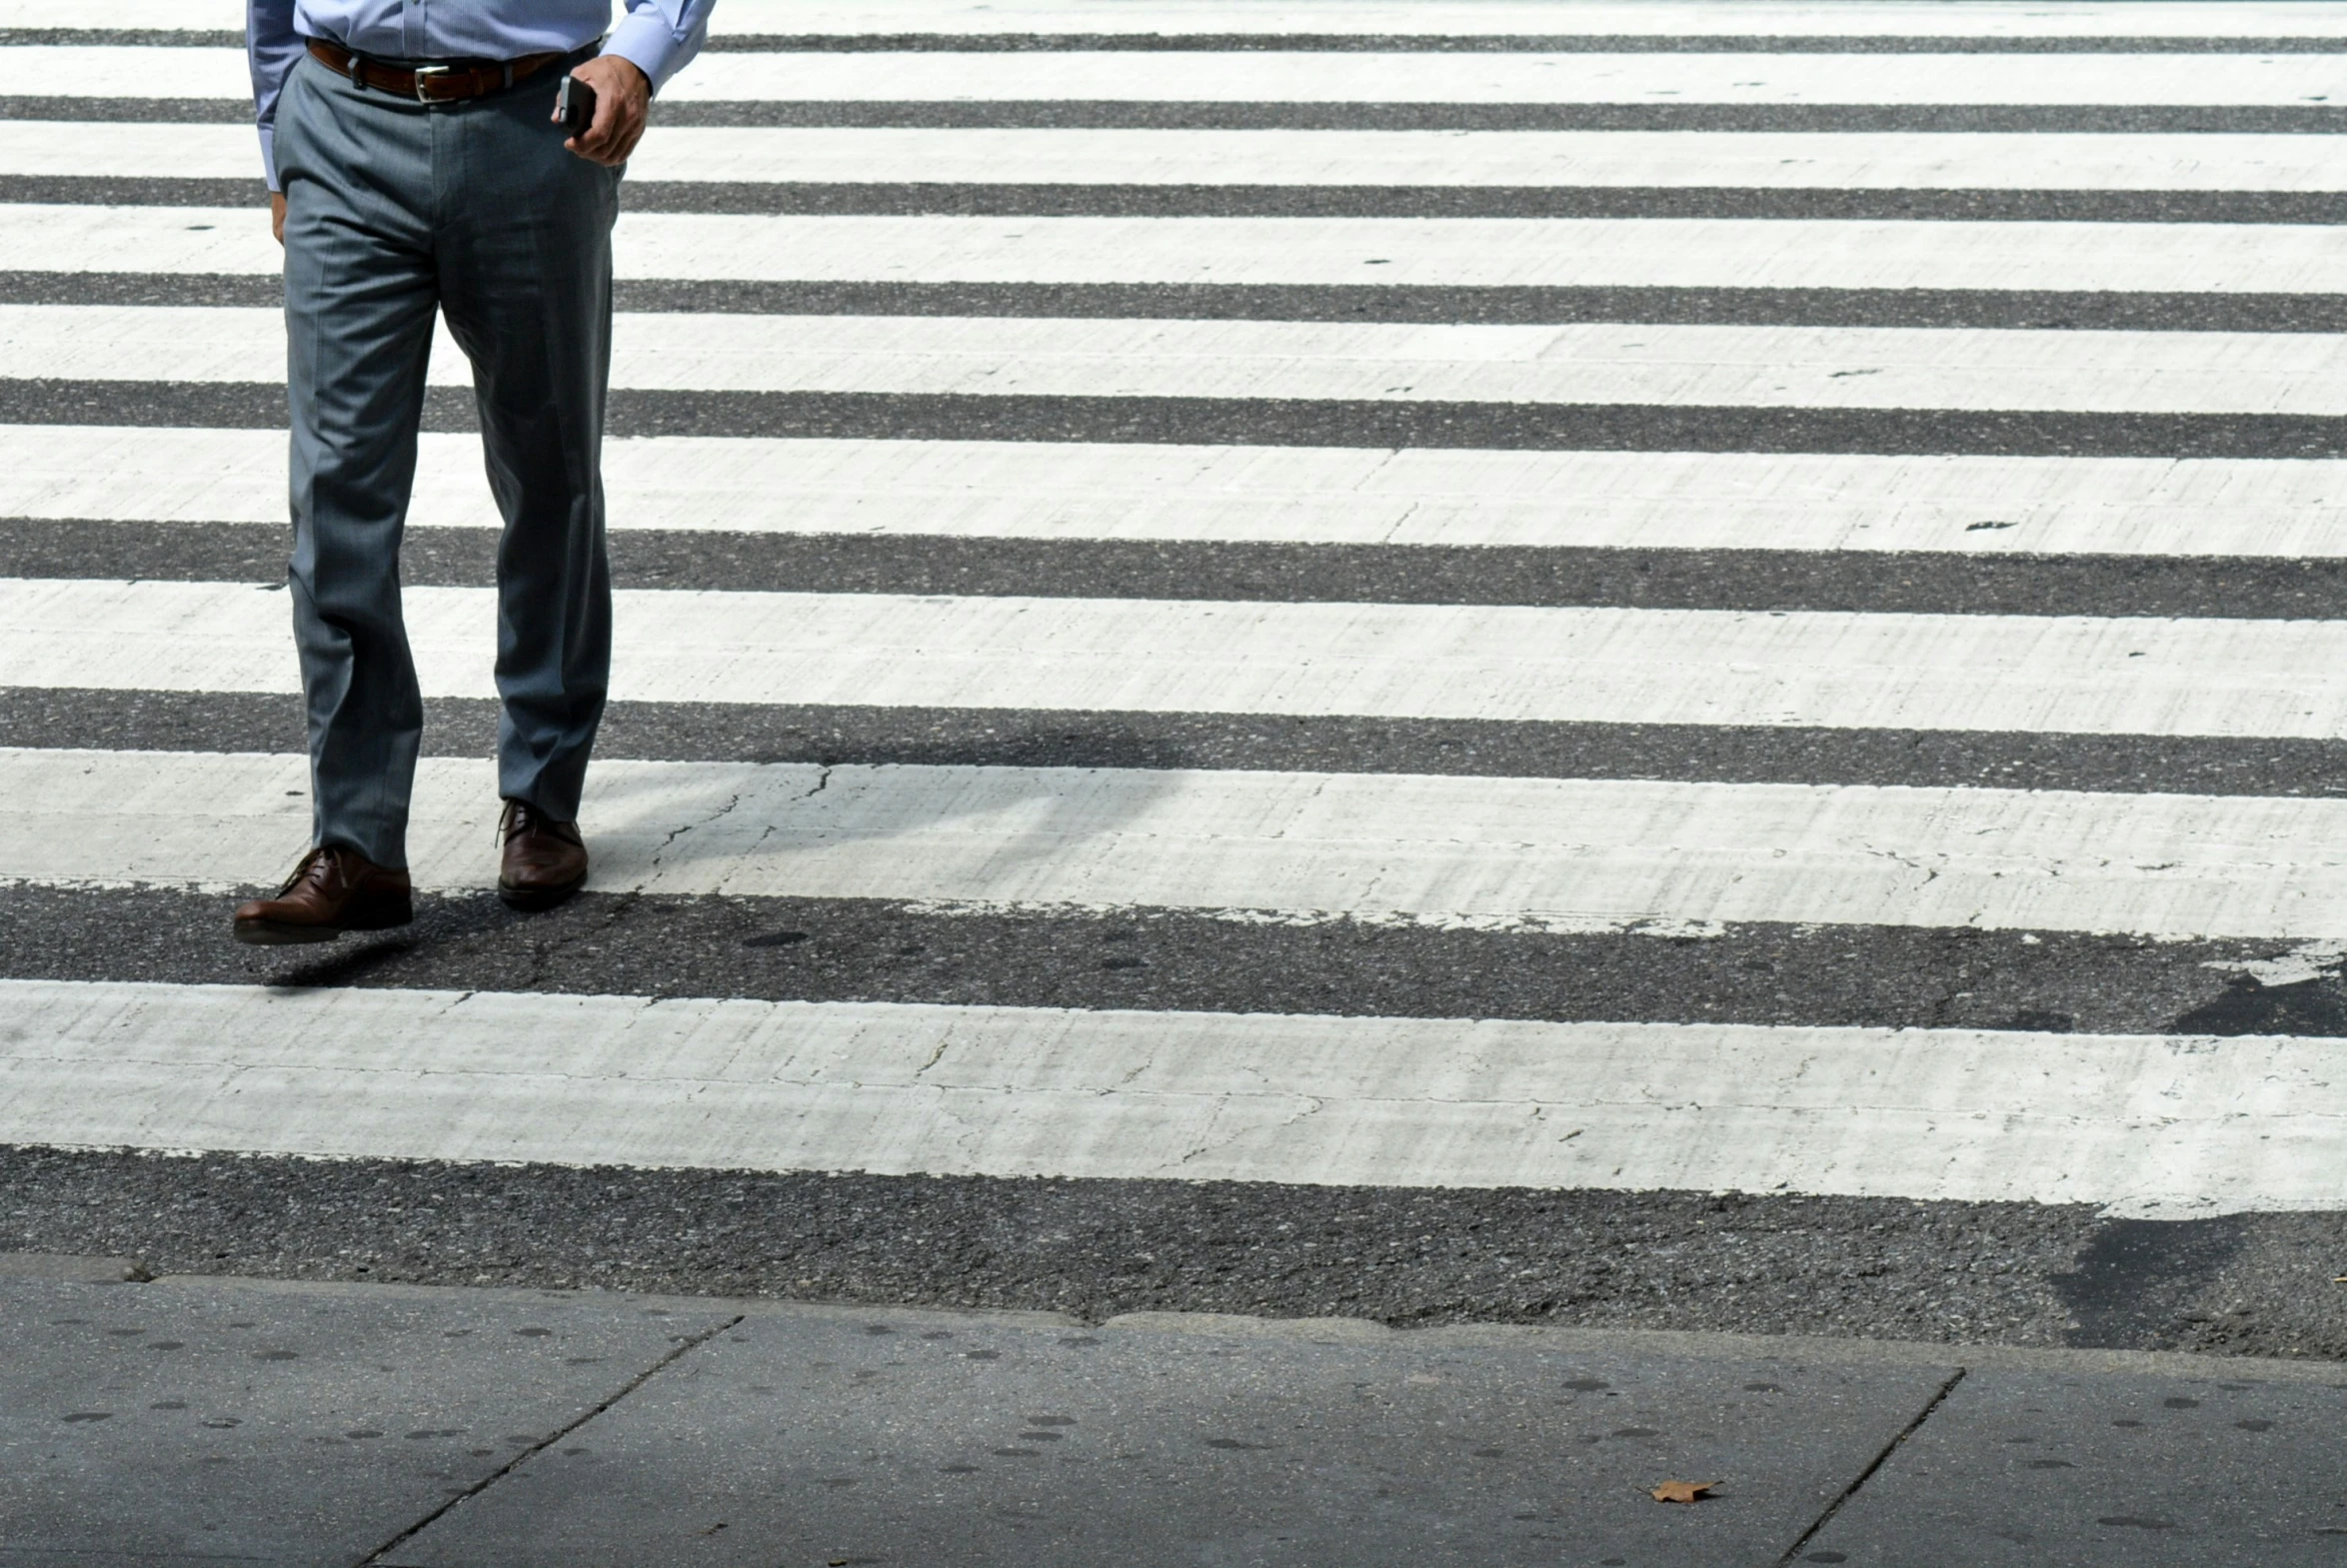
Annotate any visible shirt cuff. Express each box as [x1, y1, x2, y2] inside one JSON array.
[[259, 123, 280, 192], [601, 12, 684, 93]]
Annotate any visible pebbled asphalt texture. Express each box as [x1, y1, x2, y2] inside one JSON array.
[[13, 684, 2347, 799], [8, 882, 2347, 1037], [17, 97, 2347, 133], [11, 379, 2347, 459], [2, 1148, 2343, 1361], [15, 518, 2347, 623], [10, 272, 2347, 334], [3, 175, 2341, 225]]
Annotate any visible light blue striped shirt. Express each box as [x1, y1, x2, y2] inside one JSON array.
[[247, 0, 715, 188]]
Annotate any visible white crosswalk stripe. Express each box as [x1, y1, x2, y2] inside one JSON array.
[[601, 50, 2347, 107], [5, 977, 2337, 1216], [684, 1, 2347, 38], [8, 428, 2343, 557], [616, 216, 2347, 294], [3, 1, 2345, 1221], [26, 121, 2347, 190], [12, 579, 2347, 739], [11, 305, 2345, 415], [12, 749, 2347, 940], [17, 208, 2347, 295]]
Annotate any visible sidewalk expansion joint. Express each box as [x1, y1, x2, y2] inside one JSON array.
[[353, 1310, 748, 1567], [1770, 1365, 1966, 1568]]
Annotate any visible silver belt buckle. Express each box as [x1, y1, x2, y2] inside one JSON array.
[[411, 63, 452, 101]]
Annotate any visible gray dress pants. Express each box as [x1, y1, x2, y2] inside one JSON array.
[[274, 48, 620, 869]]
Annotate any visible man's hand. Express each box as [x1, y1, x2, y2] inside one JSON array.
[[272, 191, 286, 245], [561, 54, 650, 166]]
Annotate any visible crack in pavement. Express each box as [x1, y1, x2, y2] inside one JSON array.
[[649, 790, 746, 868]]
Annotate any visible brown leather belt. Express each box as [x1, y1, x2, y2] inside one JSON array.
[[305, 37, 567, 102]]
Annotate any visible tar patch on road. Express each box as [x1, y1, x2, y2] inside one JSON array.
[[2061, 1218, 2250, 1350], [2171, 973, 2347, 1037], [2057, 1211, 2347, 1361]]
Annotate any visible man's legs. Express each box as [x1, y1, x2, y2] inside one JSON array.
[[275, 56, 441, 870], [434, 68, 622, 825]]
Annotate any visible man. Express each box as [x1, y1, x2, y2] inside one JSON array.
[[232, 0, 713, 945]]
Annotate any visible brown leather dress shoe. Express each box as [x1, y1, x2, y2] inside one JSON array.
[[499, 798, 589, 911], [232, 844, 414, 945]]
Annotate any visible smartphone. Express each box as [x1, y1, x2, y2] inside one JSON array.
[[555, 73, 597, 136]]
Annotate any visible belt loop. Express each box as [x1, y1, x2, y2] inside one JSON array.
[[504, 62, 514, 89]]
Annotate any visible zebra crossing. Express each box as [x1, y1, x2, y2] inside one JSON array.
[[2, 2, 2346, 1293]]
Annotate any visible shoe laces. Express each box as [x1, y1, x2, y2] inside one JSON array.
[[498, 798, 580, 845], [277, 844, 341, 895]]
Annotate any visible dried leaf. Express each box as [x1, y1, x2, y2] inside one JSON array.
[[1650, 1479, 1717, 1505]]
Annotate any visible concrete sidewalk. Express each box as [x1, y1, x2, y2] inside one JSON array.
[[4, 1254, 2342, 1567]]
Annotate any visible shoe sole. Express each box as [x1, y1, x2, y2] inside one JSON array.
[[498, 875, 586, 913], [231, 902, 414, 947], [233, 918, 347, 946]]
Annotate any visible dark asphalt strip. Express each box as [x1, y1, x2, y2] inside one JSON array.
[[23, 99, 2347, 132], [15, 517, 2347, 621], [608, 395, 2347, 459], [0, 880, 2333, 1037], [0, 379, 289, 430], [13, 274, 2346, 334], [10, 687, 2347, 798], [0, 175, 268, 207], [0, 97, 249, 123], [0, 29, 242, 46], [612, 184, 2347, 224], [431, 283, 2347, 335], [0, 272, 285, 309], [13, 381, 2341, 459], [647, 101, 2347, 133], [0, 1146, 2118, 1352], [7, 175, 2339, 224], [7, 29, 2339, 52], [12, 1144, 2341, 1358], [700, 34, 2347, 55]]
